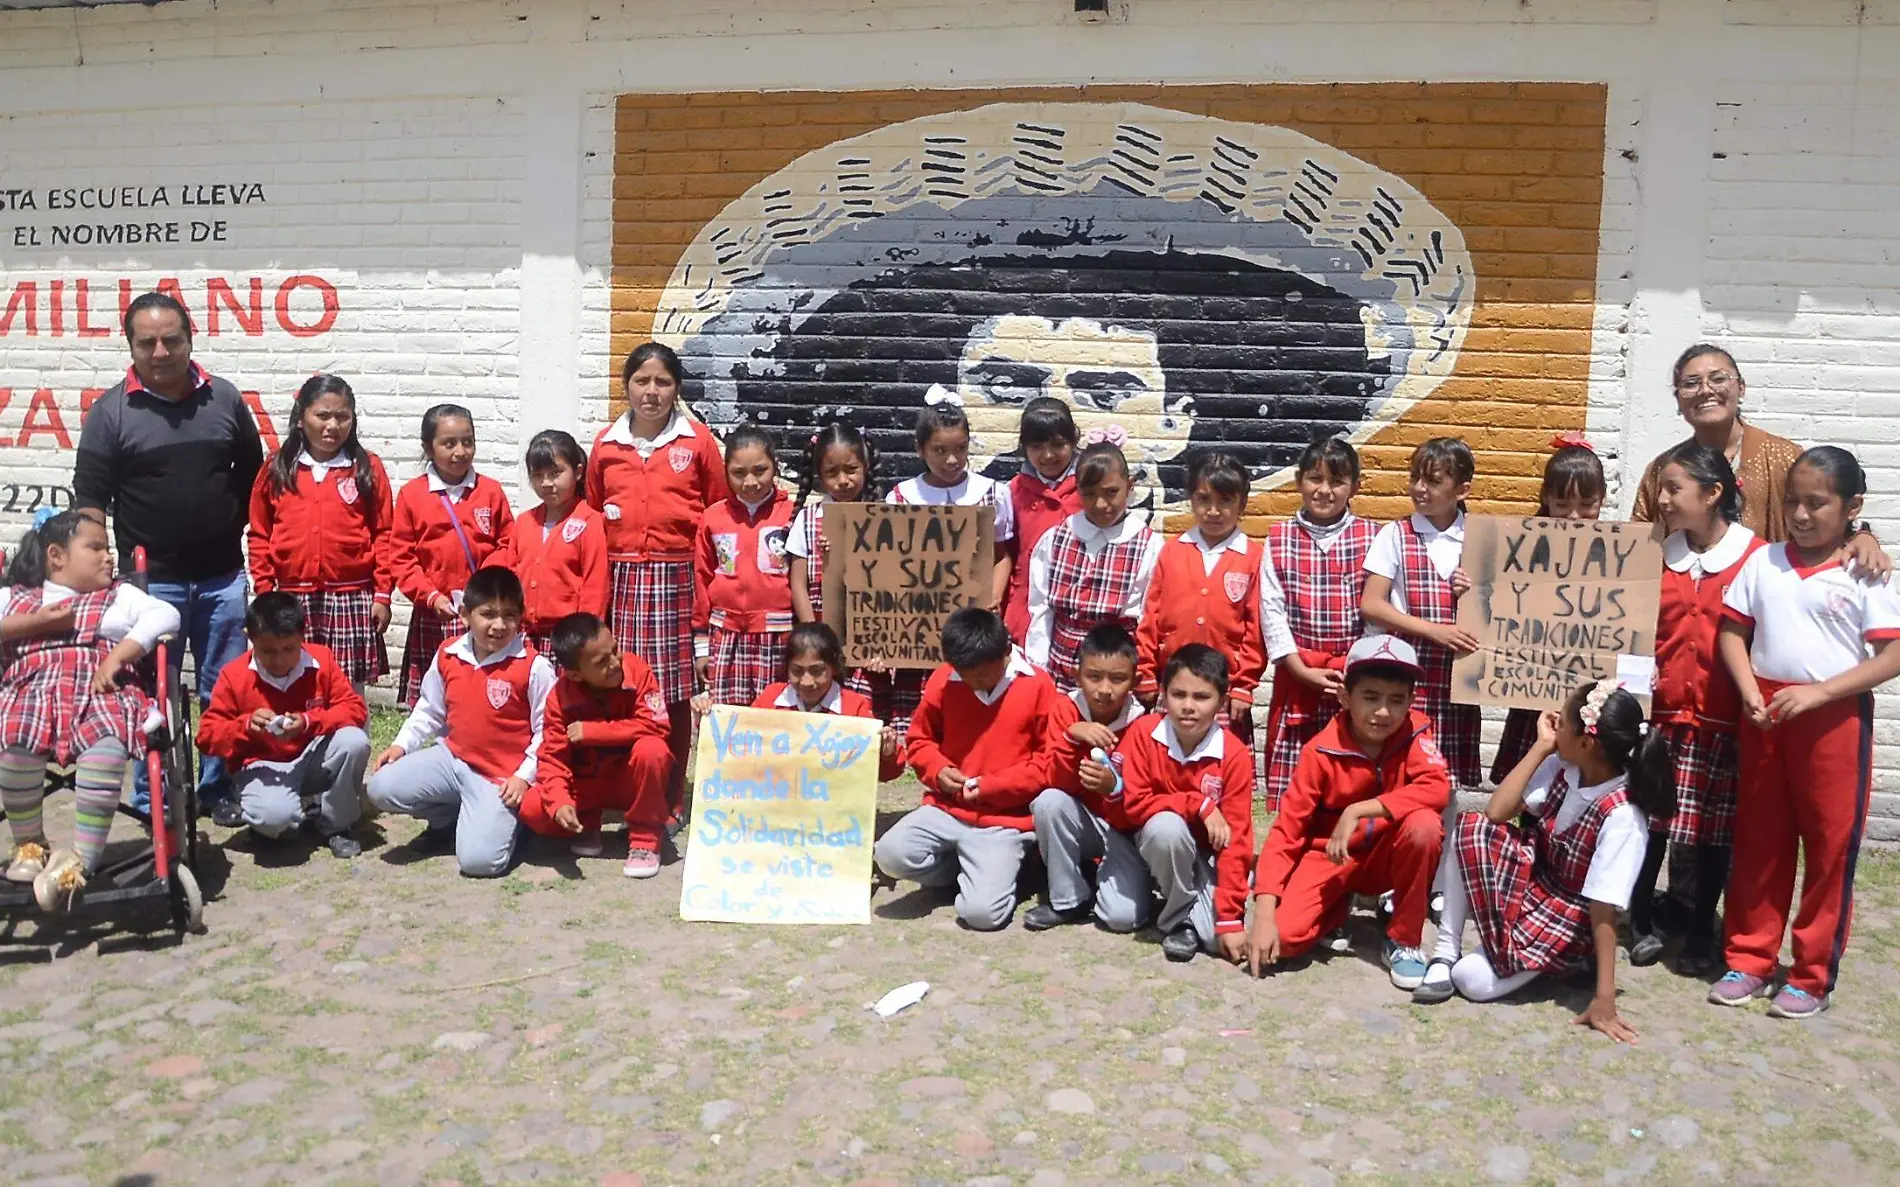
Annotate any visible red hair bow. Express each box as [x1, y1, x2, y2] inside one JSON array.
[[1550, 432, 1593, 452]]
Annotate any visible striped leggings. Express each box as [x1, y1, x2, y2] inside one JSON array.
[[2, 742, 127, 874]]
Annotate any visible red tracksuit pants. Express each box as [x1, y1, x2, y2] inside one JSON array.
[[519, 736, 673, 850], [1724, 686, 1873, 996], [1272, 806, 1444, 956]]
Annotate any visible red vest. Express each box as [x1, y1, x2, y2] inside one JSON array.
[[438, 642, 539, 782], [1004, 470, 1080, 639]]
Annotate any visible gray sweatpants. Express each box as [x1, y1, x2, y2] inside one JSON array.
[[1136, 811, 1217, 952], [234, 727, 370, 839], [1030, 788, 1151, 931], [873, 804, 1032, 932], [365, 745, 518, 878]]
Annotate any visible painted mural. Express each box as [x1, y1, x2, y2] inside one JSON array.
[[610, 84, 1608, 519]]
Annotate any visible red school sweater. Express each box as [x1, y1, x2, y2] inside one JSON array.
[[389, 473, 515, 609], [586, 417, 730, 560], [693, 491, 796, 635], [534, 651, 669, 810], [1135, 532, 1268, 704], [245, 455, 396, 600], [493, 502, 610, 634], [1254, 710, 1450, 899], [1003, 469, 1080, 640], [905, 661, 1065, 832], [195, 643, 369, 770], [1117, 713, 1258, 934], [1046, 692, 1144, 830]]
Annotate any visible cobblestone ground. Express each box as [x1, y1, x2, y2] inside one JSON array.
[[2, 723, 1898, 1185]]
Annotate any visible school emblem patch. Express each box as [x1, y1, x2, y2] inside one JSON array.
[[335, 477, 359, 505], [561, 517, 587, 544], [667, 445, 694, 473], [486, 678, 513, 710], [1222, 571, 1250, 603], [645, 692, 668, 719], [603, 503, 622, 521], [473, 507, 494, 535], [1417, 735, 1446, 768], [1200, 773, 1223, 798]]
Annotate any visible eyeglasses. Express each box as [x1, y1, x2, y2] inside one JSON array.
[[1676, 372, 1737, 394]]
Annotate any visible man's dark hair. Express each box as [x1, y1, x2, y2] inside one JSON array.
[[549, 612, 609, 670], [1162, 642, 1229, 697], [245, 591, 306, 638], [940, 606, 1011, 670], [1078, 622, 1139, 666], [122, 291, 194, 341], [463, 566, 525, 614]]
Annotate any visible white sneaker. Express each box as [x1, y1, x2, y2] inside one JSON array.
[[623, 848, 661, 879], [32, 850, 85, 914], [5, 839, 49, 883], [1320, 926, 1351, 953]]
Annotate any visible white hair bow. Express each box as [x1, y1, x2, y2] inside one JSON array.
[[924, 383, 963, 407]]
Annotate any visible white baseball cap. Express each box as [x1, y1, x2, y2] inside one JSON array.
[[1344, 634, 1422, 679]]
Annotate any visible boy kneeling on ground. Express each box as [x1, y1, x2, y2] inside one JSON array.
[[196, 592, 371, 859], [1245, 635, 1449, 989]]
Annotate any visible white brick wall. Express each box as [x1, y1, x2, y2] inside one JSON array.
[[3, 0, 1900, 832]]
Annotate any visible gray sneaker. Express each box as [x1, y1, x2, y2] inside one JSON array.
[[1707, 969, 1772, 1007], [1767, 985, 1829, 1020]]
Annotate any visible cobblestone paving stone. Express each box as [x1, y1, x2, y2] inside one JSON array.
[[2, 721, 1898, 1185]]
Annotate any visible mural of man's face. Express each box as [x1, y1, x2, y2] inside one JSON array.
[[957, 314, 1188, 489]]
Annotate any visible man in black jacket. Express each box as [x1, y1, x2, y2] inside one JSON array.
[[74, 291, 263, 824]]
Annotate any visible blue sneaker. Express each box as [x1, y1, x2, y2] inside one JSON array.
[[1767, 984, 1829, 1020], [1383, 939, 1428, 991]]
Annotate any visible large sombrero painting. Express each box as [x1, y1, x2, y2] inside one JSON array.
[[609, 84, 1607, 519]]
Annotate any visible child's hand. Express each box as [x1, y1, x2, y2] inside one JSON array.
[[1450, 566, 1473, 598], [1077, 758, 1114, 797], [694, 656, 710, 685], [280, 713, 308, 737], [247, 708, 277, 736], [371, 602, 392, 634], [567, 722, 587, 744], [1226, 695, 1250, 724], [552, 803, 582, 834], [690, 692, 712, 719], [937, 767, 967, 797], [960, 776, 983, 803], [1245, 913, 1281, 977], [1534, 710, 1561, 748], [1574, 995, 1639, 1045], [1840, 530, 1893, 580], [1291, 662, 1344, 697], [372, 744, 405, 773], [1203, 808, 1231, 851], [430, 593, 457, 618], [90, 655, 127, 695], [1742, 692, 1773, 730], [1435, 623, 1481, 655], [1326, 803, 1366, 864], [1217, 931, 1248, 965], [879, 726, 900, 758], [861, 655, 891, 675], [1766, 683, 1832, 726], [1068, 721, 1119, 753], [497, 777, 528, 809], [20, 603, 74, 637]]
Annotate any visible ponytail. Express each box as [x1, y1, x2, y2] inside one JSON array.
[[5, 510, 88, 588], [1566, 681, 1676, 822]]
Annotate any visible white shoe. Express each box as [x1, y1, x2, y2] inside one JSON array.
[[5, 839, 49, 883], [32, 850, 85, 914]]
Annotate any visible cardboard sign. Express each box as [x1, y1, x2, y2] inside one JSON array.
[[679, 706, 882, 925], [821, 503, 995, 670], [1451, 516, 1664, 711]]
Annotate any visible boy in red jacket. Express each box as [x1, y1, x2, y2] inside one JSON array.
[[874, 607, 1064, 931], [1025, 623, 1150, 933], [1245, 635, 1449, 990], [517, 613, 673, 879], [1119, 643, 1257, 963], [195, 593, 371, 859]]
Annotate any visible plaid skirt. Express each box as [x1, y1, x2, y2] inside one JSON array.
[[1263, 715, 1325, 813], [709, 628, 788, 709], [0, 668, 145, 765], [1661, 721, 1737, 847], [399, 609, 462, 707], [610, 559, 695, 705], [526, 626, 556, 662], [295, 589, 389, 686], [1413, 658, 1481, 787], [869, 669, 926, 737], [1489, 708, 1541, 786], [1452, 812, 1592, 976]]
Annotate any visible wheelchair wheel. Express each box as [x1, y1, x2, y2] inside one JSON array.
[[170, 863, 206, 935]]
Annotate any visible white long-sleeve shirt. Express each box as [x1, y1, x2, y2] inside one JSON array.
[[39, 580, 181, 655], [393, 633, 557, 783], [1024, 512, 1163, 668]]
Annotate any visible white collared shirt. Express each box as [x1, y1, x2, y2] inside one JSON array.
[[1663, 521, 1755, 581], [40, 580, 180, 655], [1182, 525, 1251, 577], [425, 466, 478, 504], [887, 473, 1016, 543], [1723, 542, 1900, 684], [1520, 754, 1648, 910], [601, 407, 695, 460], [1363, 511, 1466, 622], [772, 681, 846, 714], [1024, 511, 1163, 667], [1152, 714, 1225, 764], [1068, 687, 1142, 734], [298, 450, 350, 484], [786, 496, 829, 561], [948, 648, 1037, 706], [1021, 458, 1076, 487], [251, 649, 319, 693], [394, 632, 558, 783]]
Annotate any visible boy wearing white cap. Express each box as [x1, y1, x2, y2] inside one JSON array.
[[1245, 635, 1452, 990]]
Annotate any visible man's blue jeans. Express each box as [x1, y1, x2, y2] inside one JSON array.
[[131, 569, 248, 812]]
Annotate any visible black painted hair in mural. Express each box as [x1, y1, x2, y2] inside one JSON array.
[[1018, 396, 1079, 450], [1186, 450, 1250, 503], [1296, 435, 1361, 485], [622, 341, 684, 388], [1074, 442, 1129, 491], [1537, 445, 1606, 514]]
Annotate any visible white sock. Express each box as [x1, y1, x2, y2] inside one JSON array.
[[1430, 844, 1468, 966], [1450, 952, 1539, 1002]]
